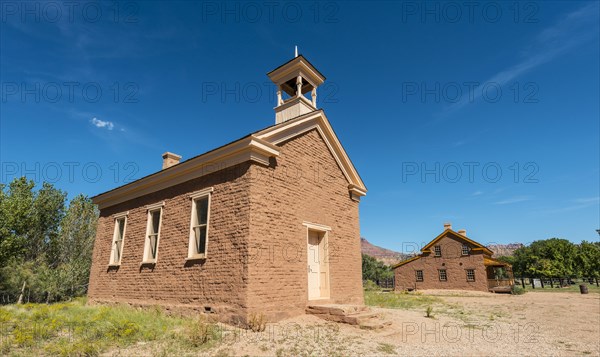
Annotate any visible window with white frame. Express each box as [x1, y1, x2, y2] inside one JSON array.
[[438, 269, 447, 281], [466, 269, 475, 282], [462, 244, 470, 256], [434, 245, 442, 257], [143, 204, 163, 263], [188, 188, 213, 259], [415, 270, 424, 282], [109, 215, 127, 265]]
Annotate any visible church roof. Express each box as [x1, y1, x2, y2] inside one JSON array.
[[92, 109, 366, 209]]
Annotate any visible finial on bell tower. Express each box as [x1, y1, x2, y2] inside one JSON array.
[[267, 53, 326, 124]]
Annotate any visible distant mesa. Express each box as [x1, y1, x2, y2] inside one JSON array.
[[361, 239, 523, 265], [360, 238, 408, 266], [486, 243, 524, 257]]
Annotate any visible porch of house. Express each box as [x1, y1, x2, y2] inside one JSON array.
[[485, 257, 514, 293]]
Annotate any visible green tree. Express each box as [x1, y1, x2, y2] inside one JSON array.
[[0, 178, 36, 264], [0, 178, 66, 266], [512, 238, 580, 277], [0, 178, 97, 303], [576, 241, 600, 278], [362, 254, 393, 283], [52, 194, 98, 299]]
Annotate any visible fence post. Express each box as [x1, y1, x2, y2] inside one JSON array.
[[540, 278, 544, 289], [521, 277, 525, 289], [531, 278, 535, 289]]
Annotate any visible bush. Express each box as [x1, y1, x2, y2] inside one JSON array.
[[511, 285, 526, 295], [425, 306, 434, 318], [247, 312, 267, 332], [187, 316, 216, 347], [363, 280, 381, 291]]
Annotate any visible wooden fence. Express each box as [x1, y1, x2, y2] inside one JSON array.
[[517, 277, 599, 289]]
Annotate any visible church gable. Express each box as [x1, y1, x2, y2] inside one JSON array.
[[256, 110, 367, 201]]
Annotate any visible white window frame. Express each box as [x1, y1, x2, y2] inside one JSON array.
[[109, 212, 128, 266], [466, 269, 476, 282], [187, 187, 213, 260], [415, 270, 424, 282], [434, 245, 442, 257], [438, 269, 447, 281], [462, 244, 470, 256], [143, 202, 164, 264]]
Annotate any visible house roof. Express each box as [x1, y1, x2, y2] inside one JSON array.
[[391, 255, 421, 269], [421, 229, 493, 255], [391, 228, 495, 269], [92, 110, 366, 209], [484, 257, 511, 267]]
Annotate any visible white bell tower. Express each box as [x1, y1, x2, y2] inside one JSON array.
[[267, 51, 326, 124]]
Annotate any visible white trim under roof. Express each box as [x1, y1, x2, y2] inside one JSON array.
[[93, 136, 280, 209]]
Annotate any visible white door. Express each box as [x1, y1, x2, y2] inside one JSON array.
[[307, 230, 321, 300]]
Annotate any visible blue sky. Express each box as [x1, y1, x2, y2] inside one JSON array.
[[1, 1, 598, 251]]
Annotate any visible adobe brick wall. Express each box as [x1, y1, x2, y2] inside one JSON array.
[[88, 162, 253, 324], [88, 129, 364, 324], [394, 234, 489, 292], [246, 129, 363, 321]]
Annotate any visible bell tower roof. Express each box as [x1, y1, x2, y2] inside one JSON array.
[[267, 55, 326, 97], [267, 54, 326, 124]]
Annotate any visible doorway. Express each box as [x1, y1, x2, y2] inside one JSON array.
[[307, 228, 330, 300]]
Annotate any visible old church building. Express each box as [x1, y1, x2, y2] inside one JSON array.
[[87, 54, 367, 324]]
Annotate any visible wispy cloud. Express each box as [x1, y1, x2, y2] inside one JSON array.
[[540, 197, 599, 214], [443, 2, 599, 113], [573, 197, 600, 204], [472, 191, 483, 196], [494, 196, 533, 205], [91, 117, 114, 130]]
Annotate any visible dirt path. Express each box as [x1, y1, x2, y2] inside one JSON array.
[[110, 291, 600, 356]]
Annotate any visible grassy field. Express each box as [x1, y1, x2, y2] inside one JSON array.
[[1, 288, 598, 356], [0, 298, 221, 356], [364, 290, 441, 310]]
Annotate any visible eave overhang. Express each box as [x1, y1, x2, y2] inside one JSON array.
[[92, 136, 280, 210], [391, 255, 422, 269]]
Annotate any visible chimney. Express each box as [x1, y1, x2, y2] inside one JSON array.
[[162, 152, 181, 169], [458, 229, 467, 236], [443, 222, 452, 230]]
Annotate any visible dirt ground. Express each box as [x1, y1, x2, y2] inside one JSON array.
[[111, 290, 600, 356]]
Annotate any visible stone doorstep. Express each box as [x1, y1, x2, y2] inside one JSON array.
[[305, 304, 368, 316], [306, 304, 390, 329]]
